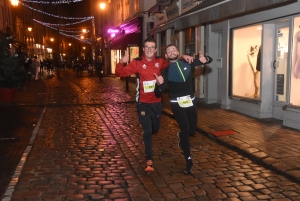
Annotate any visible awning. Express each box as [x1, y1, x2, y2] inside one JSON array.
[[174, 0, 297, 30], [110, 32, 142, 50]]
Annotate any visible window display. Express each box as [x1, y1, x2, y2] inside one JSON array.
[[185, 28, 195, 56], [290, 16, 300, 106], [232, 25, 262, 99], [111, 49, 122, 74]]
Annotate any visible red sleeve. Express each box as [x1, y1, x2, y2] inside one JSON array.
[[115, 60, 138, 77], [161, 59, 170, 70]]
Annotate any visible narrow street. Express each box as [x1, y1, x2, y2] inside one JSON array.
[[1, 69, 300, 201]]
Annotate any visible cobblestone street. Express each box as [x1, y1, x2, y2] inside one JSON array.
[[2, 70, 300, 200]]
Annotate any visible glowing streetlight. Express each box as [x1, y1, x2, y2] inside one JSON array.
[[11, 0, 19, 6], [27, 27, 32, 32], [82, 29, 87, 33], [83, 47, 86, 49], [100, 3, 106, 10], [81, 36, 84, 39], [69, 43, 72, 46], [50, 38, 54, 42]]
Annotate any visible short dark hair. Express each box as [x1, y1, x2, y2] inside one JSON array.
[[143, 37, 156, 47], [165, 44, 177, 53]]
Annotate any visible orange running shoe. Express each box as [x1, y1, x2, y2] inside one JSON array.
[[145, 160, 154, 172]]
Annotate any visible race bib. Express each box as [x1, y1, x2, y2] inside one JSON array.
[[177, 95, 193, 108], [143, 80, 156, 93]]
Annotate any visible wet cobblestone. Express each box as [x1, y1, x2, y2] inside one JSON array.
[[2, 69, 300, 200]]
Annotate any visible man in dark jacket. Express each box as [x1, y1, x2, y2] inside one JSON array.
[[155, 44, 213, 174], [24, 55, 32, 82]]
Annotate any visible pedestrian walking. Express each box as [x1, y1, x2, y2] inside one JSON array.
[[156, 44, 213, 173], [95, 56, 104, 82], [31, 56, 40, 81], [115, 38, 194, 172], [23, 55, 32, 82]]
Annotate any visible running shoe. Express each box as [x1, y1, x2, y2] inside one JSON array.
[[183, 158, 193, 174], [177, 131, 182, 149], [145, 160, 154, 172]]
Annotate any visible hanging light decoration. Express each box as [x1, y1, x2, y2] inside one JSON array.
[[22, 0, 82, 4], [20, 1, 93, 19]]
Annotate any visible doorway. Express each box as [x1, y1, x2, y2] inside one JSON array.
[[272, 23, 290, 119]]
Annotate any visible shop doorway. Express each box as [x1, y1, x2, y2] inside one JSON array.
[[273, 23, 290, 119], [217, 33, 223, 103], [111, 49, 122, 74]]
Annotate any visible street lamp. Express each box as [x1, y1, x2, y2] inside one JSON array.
[[100, 3, 106, 10], [11, 0, 18, 6]]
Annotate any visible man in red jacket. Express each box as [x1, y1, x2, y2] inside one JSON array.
[[115, 38, 193, 172]]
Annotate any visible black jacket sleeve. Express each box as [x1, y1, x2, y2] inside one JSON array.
[[154, 68, 168, 98], [190, 56, 213, 67]]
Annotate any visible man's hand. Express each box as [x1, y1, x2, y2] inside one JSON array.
[[121, 50, 129, 63], [182, 55, 194, 64], [154, 73, 164, 85], [198, 51, 207, 63]]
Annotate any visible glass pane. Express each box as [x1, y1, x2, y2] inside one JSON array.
[[232, 25, 262, 99], [275, 27, 289, 102], [290, 16, 300, 105]]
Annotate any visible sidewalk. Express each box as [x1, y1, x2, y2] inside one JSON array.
[[162, 99, 300, 184]]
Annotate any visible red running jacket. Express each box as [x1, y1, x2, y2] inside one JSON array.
[[115, 55, 169, 103]]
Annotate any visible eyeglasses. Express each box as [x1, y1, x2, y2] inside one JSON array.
[[144, 46, 156, 50]]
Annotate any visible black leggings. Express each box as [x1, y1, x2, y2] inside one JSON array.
[[171, 99, 197, 159], [137, 102, 162, 161]]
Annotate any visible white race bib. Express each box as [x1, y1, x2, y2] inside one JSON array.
[[143, 80, 156, 93], [177, 95, 193, 108]]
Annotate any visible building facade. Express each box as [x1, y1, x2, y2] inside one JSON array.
[[147, 0, 300, 130], [99, 0, 156, 76]]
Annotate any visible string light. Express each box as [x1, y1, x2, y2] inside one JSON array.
[[34, 17, 92, 27], [59, 29, 90, 34], [21, 0, 83, 4], [20, 1, 93, 19], [33, 19, 92, 44]]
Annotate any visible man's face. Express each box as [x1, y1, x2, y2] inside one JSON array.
[[165, 46, 179, 61], [143, 42, 157, 60]]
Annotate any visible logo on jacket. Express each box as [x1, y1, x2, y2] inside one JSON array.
[[142, 64, 147, 69], [155, 62, 159, 68], [184, 67, 187, 70]]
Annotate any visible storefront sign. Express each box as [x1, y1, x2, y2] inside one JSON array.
[[108, 29, 120, 33], [166, 3, 179, 21], [181, 0, 199, 14]]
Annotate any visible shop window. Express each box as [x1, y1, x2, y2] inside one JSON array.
[[134, 0, 139, 13], [291, 16, 300, 106], [171, 30, 179, 47], [185, 28, 195, 56], [160, 31, 166, 56], [231, 25, 262, 99]]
